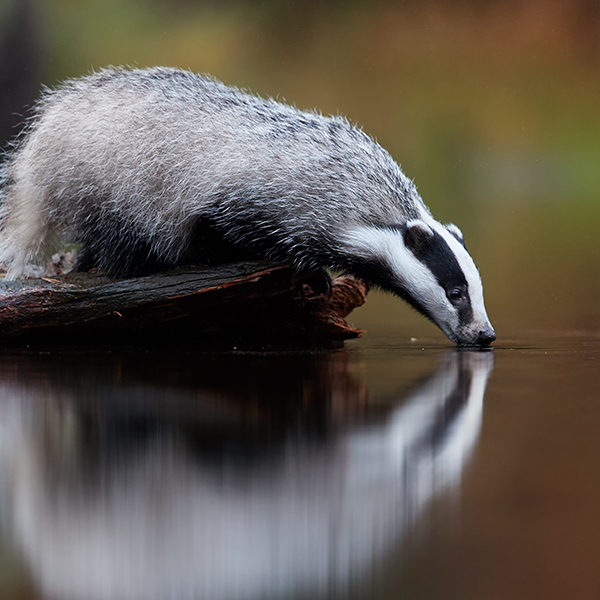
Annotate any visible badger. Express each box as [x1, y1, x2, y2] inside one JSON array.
[[0, 66, 495, 346]]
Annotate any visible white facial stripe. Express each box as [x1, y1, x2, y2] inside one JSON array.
[[344, 223, 493, 344], [343, 226, 460, 339], [344, 225, 429, 288]]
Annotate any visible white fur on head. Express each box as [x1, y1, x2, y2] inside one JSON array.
[[342, 220, 493, 345], [444, 223, 464, 244], [342, 223, 452, 328]]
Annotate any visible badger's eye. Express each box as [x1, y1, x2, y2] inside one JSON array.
[[448, 288, 463, 302]]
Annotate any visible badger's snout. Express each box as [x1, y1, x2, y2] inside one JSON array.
[[477, 328, 496, 346], [455, 327, 496, 348]]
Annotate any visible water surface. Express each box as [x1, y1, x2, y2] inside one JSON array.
[[0, 322, 597, 600]]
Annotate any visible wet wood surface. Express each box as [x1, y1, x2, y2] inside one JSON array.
[[0, 262, 369, 348]]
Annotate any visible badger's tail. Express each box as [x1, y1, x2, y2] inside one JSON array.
[[0, 163, 56, 280]]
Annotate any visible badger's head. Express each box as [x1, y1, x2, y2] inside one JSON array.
[[345, 220, 495, 347]]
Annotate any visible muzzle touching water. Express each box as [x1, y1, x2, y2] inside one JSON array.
[[477, 328, 497, 346], [455, 327, 496, 347]]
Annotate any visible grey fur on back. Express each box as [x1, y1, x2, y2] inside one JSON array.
[[0, 66, 426, 277]]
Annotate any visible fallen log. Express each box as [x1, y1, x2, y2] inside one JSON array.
[[0, 262, 369, 348]]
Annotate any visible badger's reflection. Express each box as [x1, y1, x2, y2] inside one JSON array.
[[0, 350, 493, 600]]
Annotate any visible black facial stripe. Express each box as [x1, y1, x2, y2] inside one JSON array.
[[409, 230, 467, 290], [403, 228, 474, 327]]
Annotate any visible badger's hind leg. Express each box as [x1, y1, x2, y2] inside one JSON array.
[[0, 177, 57, 280], [73, 212, 175, 278]]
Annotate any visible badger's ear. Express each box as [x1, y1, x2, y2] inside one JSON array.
[[403, 220, 434, 253], [445, 223, 466, 247]]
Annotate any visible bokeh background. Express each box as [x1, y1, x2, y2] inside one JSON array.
[[1, 0, 599, 343]]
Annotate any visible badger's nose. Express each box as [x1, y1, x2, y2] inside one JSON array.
[[477, 328, 496, 346]]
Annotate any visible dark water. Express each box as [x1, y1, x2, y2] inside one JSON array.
[[0, 316, 597, 600]]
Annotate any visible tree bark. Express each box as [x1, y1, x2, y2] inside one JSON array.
[[0, 262, 369, 348]]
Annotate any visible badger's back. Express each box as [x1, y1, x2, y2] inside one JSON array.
[[0, 67, 422, 277]]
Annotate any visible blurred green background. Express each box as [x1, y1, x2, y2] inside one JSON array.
[[1, 0, 599, 344]]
